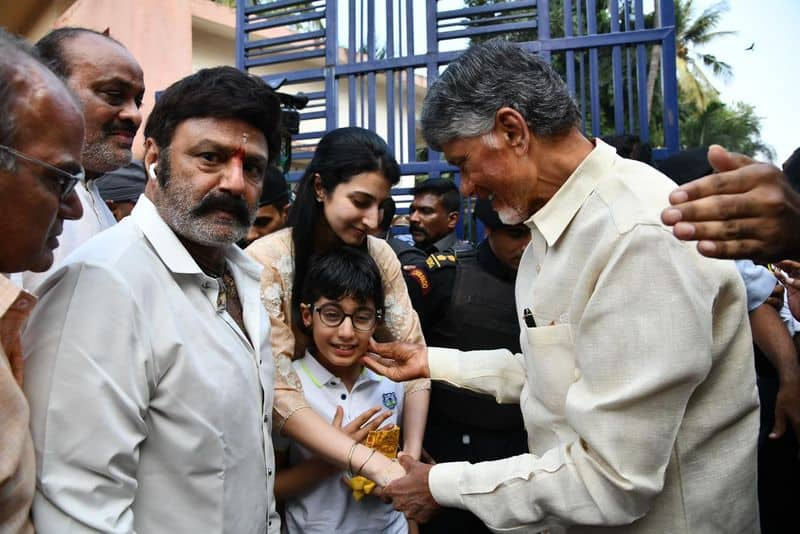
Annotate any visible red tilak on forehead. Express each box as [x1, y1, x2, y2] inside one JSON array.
[[232, 146, 246, 161]]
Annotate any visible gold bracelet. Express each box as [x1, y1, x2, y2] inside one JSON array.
[[355, 447, 377, 477], [345, 441, 359, 478]]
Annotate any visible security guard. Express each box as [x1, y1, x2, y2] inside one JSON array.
[[404, 199, 531, 534]]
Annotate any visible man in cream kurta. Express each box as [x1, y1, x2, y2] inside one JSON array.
[[368, 39, 759, 533], [23, 66, 282, 533]]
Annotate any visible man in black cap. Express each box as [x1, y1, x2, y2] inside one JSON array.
[[96, 161, 146, 221], [403, 198, 531, 534], [240, 166, 290, 247]]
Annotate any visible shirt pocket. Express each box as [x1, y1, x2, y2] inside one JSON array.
[[524, 323, 576, 415]]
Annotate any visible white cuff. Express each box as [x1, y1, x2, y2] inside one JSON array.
[[429, 461, 469, 509]]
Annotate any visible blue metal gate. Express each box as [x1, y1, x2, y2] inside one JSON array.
[[236, 0, 679, 226]]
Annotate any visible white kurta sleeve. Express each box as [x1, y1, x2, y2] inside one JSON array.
[[428, 226, 715, 532], [23, 263, 153, 533], [427, 347, 526, 403]]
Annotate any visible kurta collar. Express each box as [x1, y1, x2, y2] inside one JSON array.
[[299, 350, 382, 389], [529, 139, 617, 248], [130, 195, 262, 279]]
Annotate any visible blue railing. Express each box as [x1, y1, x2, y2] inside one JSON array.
[[237, 0, 679, 234]]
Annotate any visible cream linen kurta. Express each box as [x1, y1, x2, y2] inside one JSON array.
[[0, 275, 35, 534], [22, 197, 278, 533], [21, 178, 116, 292], [426, 140, 759, 533], [246, 228, 428, 429]]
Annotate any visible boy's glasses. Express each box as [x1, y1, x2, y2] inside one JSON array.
[[312, 303, 382, 332], [0, 144, 84, 201]]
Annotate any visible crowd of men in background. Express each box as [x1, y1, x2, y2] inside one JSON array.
[[2, 22, 800, 534]]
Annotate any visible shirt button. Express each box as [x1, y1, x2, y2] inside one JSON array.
[[263, 414, 269, 423], [536, 264, 541, 273], [268, 469, 273, 477], [340, 393, 347, 400]]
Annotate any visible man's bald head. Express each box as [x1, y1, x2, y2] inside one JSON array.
[[36, 27, 145, 177]]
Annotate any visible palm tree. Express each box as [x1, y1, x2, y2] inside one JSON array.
[[648, 0, 734, 113]]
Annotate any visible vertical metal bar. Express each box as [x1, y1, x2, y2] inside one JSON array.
[[610, 0, 624, 134], [326, 0, 339, 130], [587, 0, 600, 137], [398, 68, 405, 163], [425, 0, 439, 172], [659, 0, 679, 152], [348, 0, 357, 126], [538, 0, 550, 62], [235, 0, 245, 70], [406, 0, 414, 56], [406, 67, 416, 164], [576, 0, 586, 134], [367, 0, 376, 130], [634, 0, 649, 142], [564, 0, 575, 96], [386, 0, 396, 150], [624, 0, 635, 133]]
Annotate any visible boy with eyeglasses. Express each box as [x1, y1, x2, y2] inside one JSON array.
[[273, 246, 409, 534]]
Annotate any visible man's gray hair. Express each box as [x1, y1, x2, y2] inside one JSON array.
[[0, 28, 40, 170], [421, 38, 580, 151]]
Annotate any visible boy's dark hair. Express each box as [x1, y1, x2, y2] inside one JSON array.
[[144, 66, 282, 166], [35, 27, 123, 79], [299, 246, 385, 333], [259, 166, 290, 208], [412, 177, 460, 213]]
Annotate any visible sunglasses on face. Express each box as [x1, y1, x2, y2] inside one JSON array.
[[0, 144, 84, 201]]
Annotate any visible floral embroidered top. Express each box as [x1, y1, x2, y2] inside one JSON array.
[[247, 227, 430, 429]]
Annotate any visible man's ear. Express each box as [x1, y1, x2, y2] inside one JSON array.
[[494, 107, 529, 155], [143, 138, 160, 174], [446, 211, 459, 230]]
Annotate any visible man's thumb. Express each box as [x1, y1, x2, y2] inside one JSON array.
[[707, 144, 755, 173]]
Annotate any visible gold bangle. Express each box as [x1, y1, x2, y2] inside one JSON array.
[[355, 447, 377, 477], [346, 441, 359, 478]]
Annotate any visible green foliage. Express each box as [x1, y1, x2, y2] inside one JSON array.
[[680, 99, 775, 160]]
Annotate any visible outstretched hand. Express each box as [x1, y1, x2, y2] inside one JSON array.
[[362, 339, 431, 382], [660, 145, 800, 262]]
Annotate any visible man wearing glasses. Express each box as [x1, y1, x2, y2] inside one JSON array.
[[23, 67, 282, 533], [21, 27, 145, 290], [0, 29, 83, 533]]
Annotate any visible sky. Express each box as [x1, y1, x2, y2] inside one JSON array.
[[690, 0, 800, 164]]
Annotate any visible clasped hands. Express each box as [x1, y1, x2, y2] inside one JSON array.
[[356, 339, 440, 523]]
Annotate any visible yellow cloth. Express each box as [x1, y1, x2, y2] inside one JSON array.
[[347, 426, 400, 501]]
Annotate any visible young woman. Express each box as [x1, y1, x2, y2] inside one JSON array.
[[247, 127, 429, 485]]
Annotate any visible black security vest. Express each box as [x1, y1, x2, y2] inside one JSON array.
[[425, 247, 524, 431]]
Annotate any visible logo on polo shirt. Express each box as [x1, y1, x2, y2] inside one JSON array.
[[382, 392, 397, 409]]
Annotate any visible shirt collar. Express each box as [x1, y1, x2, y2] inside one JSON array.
[[299, 350, 382, 389], [529, 138, 617, 248], [430, 232, 457, 253], [130, 195, 262, 279], [0, 273, 35, 320]]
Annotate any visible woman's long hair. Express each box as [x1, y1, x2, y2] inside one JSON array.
[[289, 127, 400, 333]]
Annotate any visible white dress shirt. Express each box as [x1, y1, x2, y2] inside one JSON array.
[[276, 352, 407, 534], [23, 196, 278, 533], [426, 140, 760, 533], [22, 178, 117, 292]]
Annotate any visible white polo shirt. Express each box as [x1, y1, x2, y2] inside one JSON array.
[[276, 352, 407, 534]]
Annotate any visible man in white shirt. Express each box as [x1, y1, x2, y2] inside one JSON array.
[[0, 28, 84, 533], [367, 39, 759, 533], [21, 27, 145, 290], [23, 66, 283, 533]]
